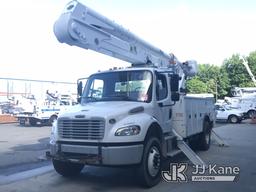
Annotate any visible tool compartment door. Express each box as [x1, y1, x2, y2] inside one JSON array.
[[185, 97, 204, 136]]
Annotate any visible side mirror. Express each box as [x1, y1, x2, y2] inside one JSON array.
[[77, 81, 83, 96], [76, 77, 88, 104], [170, 74, 180, 101], [77, 81, 83, 103], [170, 74, 179, 92], [171, 92, 180, 102]]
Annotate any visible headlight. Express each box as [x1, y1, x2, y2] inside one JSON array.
[[50, 121, 58, 142], [115, 125, 141, 136]]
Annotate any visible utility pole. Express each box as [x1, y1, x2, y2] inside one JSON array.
[[215, 80, 218, 101]]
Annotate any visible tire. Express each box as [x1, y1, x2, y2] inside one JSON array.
[[228, 115, 239, 124], [52, 159, 84, 177], [137, 137, 162, 188], [19, 118, 26, 126], [29, 118, 37, 126], [247, 110, 256, 118], [198, 120, 211, 151], [49, 115, 58, 125]]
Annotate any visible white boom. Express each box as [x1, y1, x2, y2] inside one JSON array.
[[241, 57, 256, 86], [54, 1, 197, 83]]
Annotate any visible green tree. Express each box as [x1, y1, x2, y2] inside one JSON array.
[[218, 66, 230, 97], [186, 77, 208, 94], [186, 51, 256, 98], [246, 51, 256, 85], [223, 54, 252, 88], [186, 64, 230, 98]]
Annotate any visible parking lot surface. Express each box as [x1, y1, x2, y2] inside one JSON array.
[[0, 123, 51, 171], [0, 122, 255, 192]]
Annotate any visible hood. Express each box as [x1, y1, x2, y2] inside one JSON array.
[[58, 101, 147, 119]]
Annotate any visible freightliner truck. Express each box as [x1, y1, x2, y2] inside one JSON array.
[[47, 1, 216, 187]]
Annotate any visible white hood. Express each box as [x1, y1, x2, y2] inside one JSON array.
[[59, 101, 147, 119]]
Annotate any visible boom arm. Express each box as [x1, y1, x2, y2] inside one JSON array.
[[241, 57, 256, 86], [54, 1, 197, 79]]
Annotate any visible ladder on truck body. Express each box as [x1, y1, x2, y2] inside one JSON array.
[[54, 0, 207, 168]]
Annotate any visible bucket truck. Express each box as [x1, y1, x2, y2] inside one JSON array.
[[47, 1, 216, 187], [222, 57, 256, 118], [16, 91, 74, 126]]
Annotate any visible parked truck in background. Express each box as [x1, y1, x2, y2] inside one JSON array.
[[47, 1, 216, 187], [16, 92, 75, 126], [215, 104, 245, 123]]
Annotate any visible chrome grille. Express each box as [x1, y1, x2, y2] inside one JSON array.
[[58, 118, 105, 140]]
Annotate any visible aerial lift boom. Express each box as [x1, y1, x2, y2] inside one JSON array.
[[241, 57, 256, 86], [54, 1, 198, 90]]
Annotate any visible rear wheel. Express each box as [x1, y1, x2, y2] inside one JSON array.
[[197, 120, 211, 151], [19, 118, 26, 126], [52, 159, 84, 177], [228, 115, 239, 124], [137, 137, 162, 188], [29, 118, 37, 126], [247, 110, 256, 118]]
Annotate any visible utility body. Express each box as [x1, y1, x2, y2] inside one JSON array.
[[48, 1, 216, 187]]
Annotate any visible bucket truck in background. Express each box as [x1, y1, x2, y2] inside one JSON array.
[[16, 91, 75, 126], [47, 1, 216, 187], [221, 57, 256, 118]]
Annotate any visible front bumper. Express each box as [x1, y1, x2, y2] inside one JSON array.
[[48, 141, 144, 166]]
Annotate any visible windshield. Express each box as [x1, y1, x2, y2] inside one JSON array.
[[81, 70, 152, 103]]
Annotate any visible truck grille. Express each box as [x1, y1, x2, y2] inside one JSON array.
[[58, 118, 105, 140]]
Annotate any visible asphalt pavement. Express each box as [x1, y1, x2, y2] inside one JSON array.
[[0, 123, 51, 174], [0, 121, 255, 192]]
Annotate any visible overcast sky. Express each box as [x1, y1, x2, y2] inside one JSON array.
[[0, 0, 256, 82]]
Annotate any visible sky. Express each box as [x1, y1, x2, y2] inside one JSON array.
[[0, 0, 256, 83]]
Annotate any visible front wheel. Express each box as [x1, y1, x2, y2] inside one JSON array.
[[137, 137, 162, 188], [52, 159, 84, 177], [49, 115, 58, 125], [228, 115, 239, 124]]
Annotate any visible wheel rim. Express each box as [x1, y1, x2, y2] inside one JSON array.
[[230, 116, 237, 123], [248, 111, 256, 118], [205, 131, 210, 145], [147, 146, 161, 177]]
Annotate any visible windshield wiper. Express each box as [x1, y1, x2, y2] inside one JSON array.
[[81, 96, 98, 101], [102, 95, 135, 101]]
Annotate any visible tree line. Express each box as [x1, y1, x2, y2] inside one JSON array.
[[186, 50, 256, 99]]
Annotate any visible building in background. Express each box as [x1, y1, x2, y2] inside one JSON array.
[[0, 78, 76, 103]]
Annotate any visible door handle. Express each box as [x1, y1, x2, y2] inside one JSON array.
[[169, 109, 172, 119]]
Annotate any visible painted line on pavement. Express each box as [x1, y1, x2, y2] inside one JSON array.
[[0, 165, 53, 185]]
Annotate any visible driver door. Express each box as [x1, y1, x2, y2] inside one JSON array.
[[155, 73, 172, 133]]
